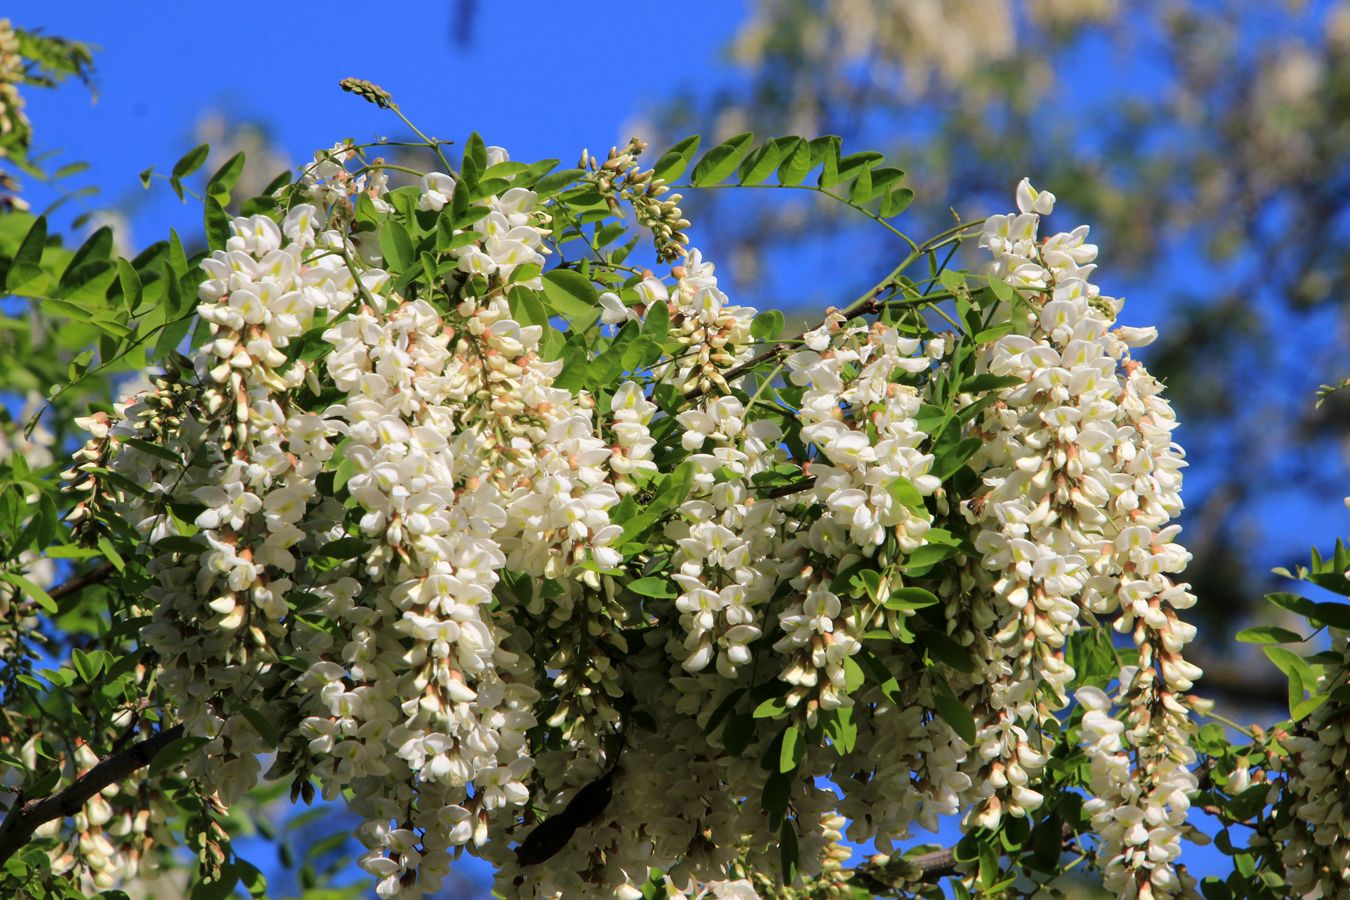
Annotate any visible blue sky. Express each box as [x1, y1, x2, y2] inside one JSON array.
[[5, 1, 1321, 896], [12, 0, 747, 247]]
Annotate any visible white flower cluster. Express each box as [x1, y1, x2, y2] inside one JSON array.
[[1077, 680, 1196, 900], [666, 394, 785, 677], [57, 202, 348, 885], [966, 179, 1200, 896], [32, 738, 173, 893], [126, 206, 352, 806], [775, 315, 940, 716], [56, 154, 1212, 898], [655, 250, 756, 393], [303, 162, 629, 897], [607, 381, 659, 495], [491, 642, 854, 899], [834, 655, 974, 849], [788, 313, 938, 553], [1277, 630, 1350, 899], [68, 150, 630, 897]]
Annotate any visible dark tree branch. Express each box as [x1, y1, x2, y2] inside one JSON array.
[[0, 723, 183, 865], [897, 844, 961, 880], [846, 844, 960, 894], [47, 562, 115, 602], [847, 822, 1078, 894]]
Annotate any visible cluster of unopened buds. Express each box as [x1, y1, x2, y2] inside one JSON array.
[[582, 138, 691, 262]]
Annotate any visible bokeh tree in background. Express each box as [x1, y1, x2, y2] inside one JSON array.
[[630, 0, 1350, 706]]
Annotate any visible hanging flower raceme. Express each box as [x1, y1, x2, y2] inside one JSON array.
[[47, 119, 1221, 900], [958, 180, 1202, 898]]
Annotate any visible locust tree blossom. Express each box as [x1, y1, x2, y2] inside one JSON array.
[[36, 122, 1238, 900]]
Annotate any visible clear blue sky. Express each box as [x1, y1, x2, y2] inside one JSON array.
[[4, 1, 1288, 895], [12, 0, 748, 250]]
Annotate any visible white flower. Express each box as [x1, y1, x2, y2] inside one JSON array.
[[1015, 177, 1056, 215], [417, 172, 456, 211], [599, 291, 636, 325]]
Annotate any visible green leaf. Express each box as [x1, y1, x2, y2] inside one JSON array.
[[933, 437, 983, 480], [750, 309, 785, 342], [754, 696, 787, 719], [939, 269, 966, 292], [778, 724, 802, 773], [1226, 783, 1272, 822], [124, 436, 182, 464], [1314, 601, 1350, 629], [780, 819, 799, 884], [1236, 626, 1305, 644], [776, 138, 812, 185], [842, 656, 865, 693], [61, 226, 114, 284], [691, 132, 754, 186], [903, 542, 957, 573], [148, 734, 210, 776], [172, 143, 211, 181], [153, 309, 194, 359], [68, 349, 94, 381], [154, 535, 203, 555], [962, 373, 1024, 393], [642, 298, 669, 343], [169, 143, 210, 200], [704, 688, 745, 736], [722, 713, 755, 757], [168, 229, 190, 277], [920, 627, 976, 673], [853, 166, 905, 205], [1267, 591, 1319, 619], [6, 215, 46, 290], [652, 135, 702, 185], [813, 137, 843, 188], [72, 648, 103, 682], [827, 706, 857, 755], [190, 865, 239, 900], [1, 571, 57, 614], [379, 221, 415, 273], [762, 771, 790, 817], [25, 767, 61, 800], [204, 195, 230, 252], [116, 258, 142, 313], [239, 707, 280, 747], [97, 536, 126, 572], [628, 576, 675, 599], [886, 586, 940, 611], [818, 148, 879, 190], [206, 151, 246, 203], [508, 286, 550, 329], [887, 476, 926, 511], [463, 132, 488, 181], [531, 167, 584, 197], [316, 536, 370, 560], [1264, 646, 1321, 721], [541, 268, 600, 327], [930, 671, 976, 743], [881, 187, 915, 218], [737, 141, 784, 186]]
